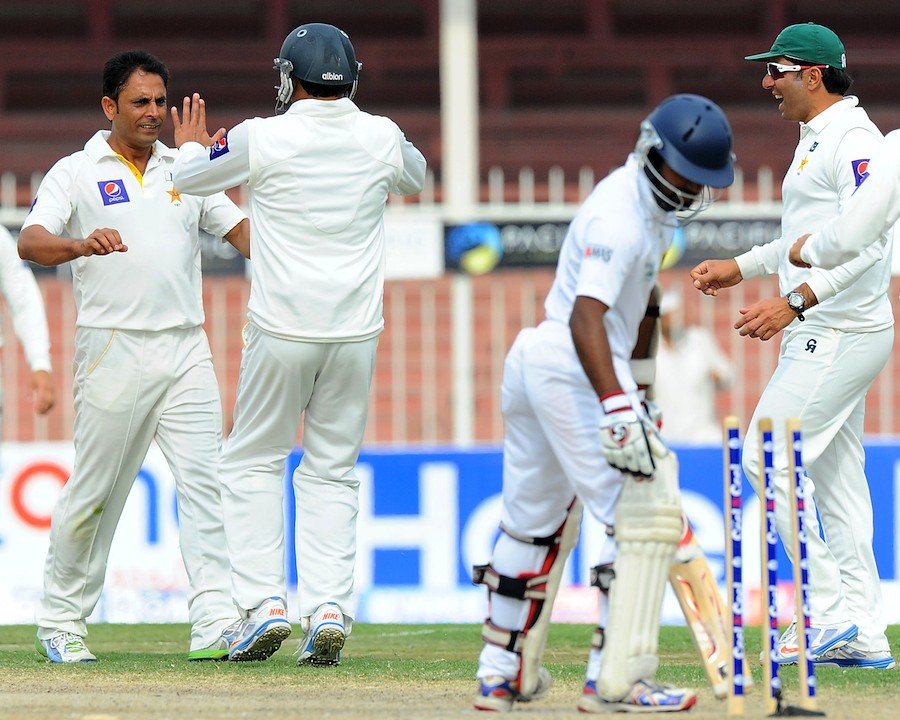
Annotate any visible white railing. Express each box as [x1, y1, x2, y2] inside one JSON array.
[[11, 165, 896, 445]]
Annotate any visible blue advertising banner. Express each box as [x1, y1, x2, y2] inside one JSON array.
[[285, 443, 900, 625]]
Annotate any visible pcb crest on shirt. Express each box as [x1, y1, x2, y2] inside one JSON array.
[[209, 135, 230, 160], [97, 179, 130, 206]]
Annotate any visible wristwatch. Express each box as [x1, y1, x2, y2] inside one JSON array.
[[787, 291, 806, 321]]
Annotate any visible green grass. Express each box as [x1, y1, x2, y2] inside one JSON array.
[[2, 624, 897, 719], [1, 622, 897, 691]]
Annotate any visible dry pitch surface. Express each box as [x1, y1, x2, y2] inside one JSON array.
[[1, 624, 897, 719]]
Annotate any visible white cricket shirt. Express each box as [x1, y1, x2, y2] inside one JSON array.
[[735, 97, 892, 332], [23, 131, 245, 330], [544, 154, 675, 362], [173, 98, 426, 342], [0, 225, 51, 371], [803, 130, 900, 269]]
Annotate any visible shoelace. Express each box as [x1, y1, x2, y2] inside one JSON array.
[[51, 633, 86, 653]]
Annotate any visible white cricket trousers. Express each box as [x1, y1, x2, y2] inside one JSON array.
[[220, 322, 377, 621], [478, 323, 630, 679], [36, 326, 237, 650], [742, 323, 892, 652]]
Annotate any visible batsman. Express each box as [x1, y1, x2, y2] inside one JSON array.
[[471, 95, 735, 713]]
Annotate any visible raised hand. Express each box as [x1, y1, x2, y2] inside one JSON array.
[[171, 93, 226, 149]]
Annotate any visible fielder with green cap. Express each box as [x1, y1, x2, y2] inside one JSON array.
[[744, 22, 846, 69], [690, 22, 896, 671]]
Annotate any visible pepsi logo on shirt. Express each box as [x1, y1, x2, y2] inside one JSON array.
[[97, 179, 130, 206], [851, 159, 870, 188], [209, 135, 230, 160]]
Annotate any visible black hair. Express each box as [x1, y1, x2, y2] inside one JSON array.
[[298, 78, 353, 99], [102, 50, 169, 101], [821, 67, 852, 95], [785, 56, 852, 95]]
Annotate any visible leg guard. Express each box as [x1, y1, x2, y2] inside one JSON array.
[[598, 452, 683, 701], [670, 516, 752, 699], [519, 500, 582, 697], [474, 499, 582, 698]]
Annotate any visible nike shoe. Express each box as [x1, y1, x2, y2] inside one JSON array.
[[296, 602, 346, 666], [36, 632, 97, 663], [774, 620, 858, 664], [473, 667, 552, 712], [577, 678, 698, 713], [188, 619, 243, 661], [813, 643, 896, 669], [228, 597, 292, 661]]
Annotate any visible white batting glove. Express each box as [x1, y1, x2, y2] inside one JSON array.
[[599, 392, 669, 478], [643, 398, 663, 431]]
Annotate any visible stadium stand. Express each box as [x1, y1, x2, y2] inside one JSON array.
[[1, 0, 899, 198]]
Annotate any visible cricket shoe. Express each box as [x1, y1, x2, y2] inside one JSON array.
[[813, 642, 896, 669], [771, 620, 858, 664], [36, 632, 97, 663], [577, 679, 698, 713], [296, 602, 346, 666], [473, 667, 552, 712], [188, 619, 243, 661], [228, 597, 292, 661]]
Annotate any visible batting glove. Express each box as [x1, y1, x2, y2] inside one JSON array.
[[599, 392, 669, 478]]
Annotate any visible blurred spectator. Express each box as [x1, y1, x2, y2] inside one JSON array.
[[653, 291, 732, 444], [0, 225, 54, 421]]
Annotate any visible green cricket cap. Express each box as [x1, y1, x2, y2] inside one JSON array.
[[744, 22, 846, 69]]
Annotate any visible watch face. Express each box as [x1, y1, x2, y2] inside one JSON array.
[[788, 292, 804, 310]]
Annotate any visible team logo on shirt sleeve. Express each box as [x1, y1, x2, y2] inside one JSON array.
[[851, 159, 870, 188], [97, 179, 130, 206], [209, 134, 230, 160], [585, 243, 613, 262]]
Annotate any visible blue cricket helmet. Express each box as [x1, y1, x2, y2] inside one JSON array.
[[640, 94, 735, 188]]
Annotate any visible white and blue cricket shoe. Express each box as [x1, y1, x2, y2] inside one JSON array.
[[472, 667, 552, 712], [813, 642, 896, 669], [188, 618, 243, 661], [775, 620, 858, 664], [228, 596, 292, 661], [577, 678, 698, 713], [36, 632, 97, 663], [295, 602, 346, 666]]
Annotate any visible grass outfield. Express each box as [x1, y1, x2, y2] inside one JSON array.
[[0, 623, 896, 719]]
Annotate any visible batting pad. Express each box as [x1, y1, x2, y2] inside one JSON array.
[[598, 453, 683, 701], [519, 500, 583, 698]]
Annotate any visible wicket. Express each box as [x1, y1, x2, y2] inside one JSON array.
[[723, 416, 826, 717]]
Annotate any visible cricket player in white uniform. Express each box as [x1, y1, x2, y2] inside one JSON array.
[[692, 24, 895, 670], [171, 23, 426, 664], [19, 50, 248, 663], [790, 129, 900, 269], [471, 94, 735, 713], [0, 225, 54, 422]]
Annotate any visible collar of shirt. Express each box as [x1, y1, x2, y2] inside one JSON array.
[[798, 95, 860, 139], [285, 97, 360, 118], [84, 130, 176, 165]]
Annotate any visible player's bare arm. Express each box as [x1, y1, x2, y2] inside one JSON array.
[[32, 369, 55, 415], [570, 295, 620, 397], [171, 93, 226, 149], [689, 258, 743, 296], [789, 234, 812, 268], [735, 283, 818, 341], [224, 218, 251, 259], [19, 225, 127, 266]]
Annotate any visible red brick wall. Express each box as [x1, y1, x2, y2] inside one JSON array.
[[4, 271, 899, 443]]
